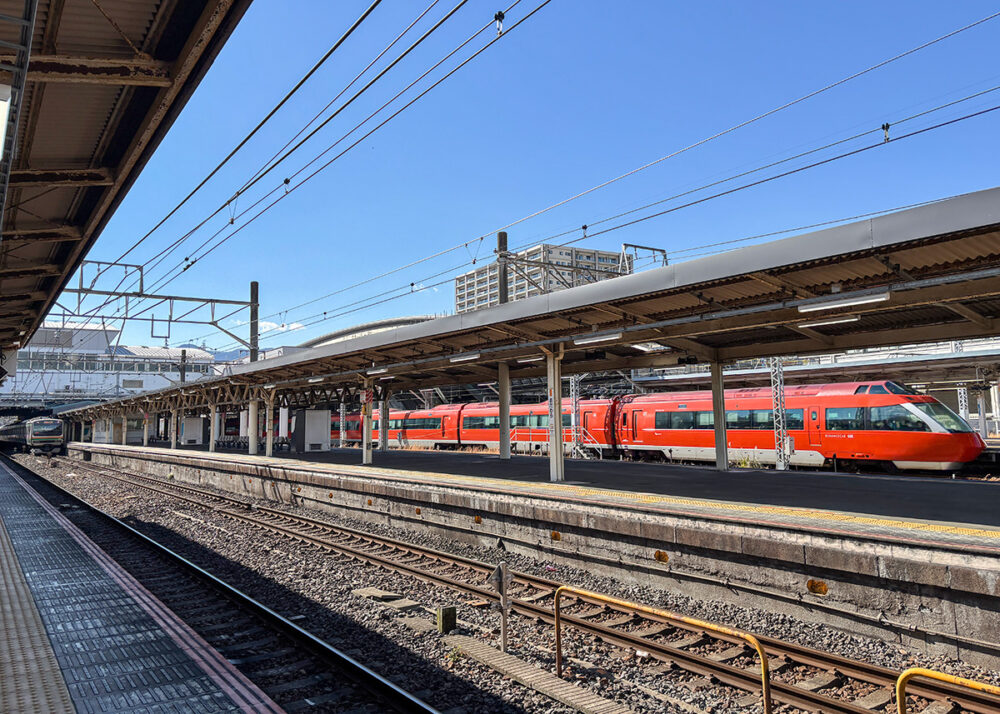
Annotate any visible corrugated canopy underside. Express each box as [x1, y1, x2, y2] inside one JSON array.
[[0, 0, 251, 349]]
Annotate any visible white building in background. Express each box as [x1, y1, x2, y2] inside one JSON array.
[[0, 323, 219, 407], [454, 244, 629, 314]]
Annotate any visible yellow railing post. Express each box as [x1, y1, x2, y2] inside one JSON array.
[[896, 667, 1000, 714], [554, 585, 771, 714]]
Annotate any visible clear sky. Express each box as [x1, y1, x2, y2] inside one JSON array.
[[71, 0, 1000, 352]]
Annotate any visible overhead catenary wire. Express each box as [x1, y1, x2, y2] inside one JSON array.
[[62, 0, 452, 344], [102, 0, 385, 270], [168, 2, 534, 340], [143, 0, 469, 280], [169, 9, 1000, 346], [58, 1, 388, 344], [231, 86, 1000, 347], [84, 7, 998, 350], [148, 0, 550, 300], [224, 101, 1000, 350]]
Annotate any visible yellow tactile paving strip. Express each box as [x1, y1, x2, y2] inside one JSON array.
[[88, 445, 1000, 548]]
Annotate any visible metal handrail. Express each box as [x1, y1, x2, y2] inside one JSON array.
[[554, 585, 772, 714], [896, 668, 1000, 714]]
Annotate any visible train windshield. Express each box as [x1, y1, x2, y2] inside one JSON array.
[[31, 421, 63, 436], [885, 381, 918, 395], [912, 403, 973, 433]]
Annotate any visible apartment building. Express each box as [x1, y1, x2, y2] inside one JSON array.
[[455, 244, 629, 313]]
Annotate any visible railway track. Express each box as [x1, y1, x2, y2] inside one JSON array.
[[51, 456, 1000, 714], [5, 456, 437, 714]]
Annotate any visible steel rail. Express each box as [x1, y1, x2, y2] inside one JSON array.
[[13, 457, 439, 713], [57, 457, 1000, 713]]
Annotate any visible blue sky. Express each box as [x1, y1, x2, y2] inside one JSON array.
[[72, 0, 1000, 351]]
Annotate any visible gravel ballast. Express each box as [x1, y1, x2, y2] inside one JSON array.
[[19, 455, 1000, 713]]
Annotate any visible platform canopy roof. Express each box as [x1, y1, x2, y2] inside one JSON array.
[[0, 0, 251, 351], [64, 186, 1000, 416]]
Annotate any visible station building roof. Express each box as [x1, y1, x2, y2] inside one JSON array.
[[63, 185, 1000, 416], [0, 0, 251, 350]]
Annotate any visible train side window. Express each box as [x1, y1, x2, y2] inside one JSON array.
[[751, 409, 773, 430], [654, 412, 670, 429], [868, 384, 889, 394], [868, 405, 929, 432], [811, 411, 818, 421], [671, 411, 695, 429], [622, 413, 627, 426], [786, 409, 804, 430], [854, 385, 869, 394], [726, 410, 752, 429], [510, 415, 529, 428], [562, 413, 572, 427], [696, 411, 714, 429], [825, 407, 865, 430]]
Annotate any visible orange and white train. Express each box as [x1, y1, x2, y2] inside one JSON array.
[[330, 381, 984, 471]]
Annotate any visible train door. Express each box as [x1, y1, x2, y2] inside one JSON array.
[[807, 406, 822, 448], [631, 409, 643, 444]]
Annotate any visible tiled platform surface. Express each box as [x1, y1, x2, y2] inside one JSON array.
[[79, 443, 1000, 555], [0, 460, 279, 714]]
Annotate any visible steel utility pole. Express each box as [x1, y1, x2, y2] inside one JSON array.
[[250, 280, 259, 362], [179, 349, 187, 383], [497, 231, 508, 305]]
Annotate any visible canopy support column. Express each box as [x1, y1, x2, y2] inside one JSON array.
[[546, 349, 564, 482], [208, 403, 217, 452], [711, 361, 729, 471], [338, 401, 346, 448], [378, 392, 389, 452], [362, 379, 373, 465], [142, 414, 149, 446], [248, 398, 259, 455], [265, 394, 275, 457], [498, 361, 511, 460], [978, 390, 988, 439], [170, 409, 178, 449]]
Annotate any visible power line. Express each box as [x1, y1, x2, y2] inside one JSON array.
[[468, 9, 1000, 244], [230, 101, 1000, 350], [143, 0, 464, 280], [103, 0, 385, 270], [220, 10, 1000, 346], [236, 85, 1000, 347], [507, 82, 1000, 253], [150, 0, 550, 300]]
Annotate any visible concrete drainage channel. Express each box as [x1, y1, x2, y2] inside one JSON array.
[[69, 444, 1000, 671]]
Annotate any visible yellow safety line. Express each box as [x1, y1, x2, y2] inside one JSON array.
[[91, 444, 1000, 541]]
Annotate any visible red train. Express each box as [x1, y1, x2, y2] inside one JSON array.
[[333, 381, 985, 471]]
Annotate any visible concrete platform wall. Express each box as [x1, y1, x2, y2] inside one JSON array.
[[70, 444, 1000, 667]]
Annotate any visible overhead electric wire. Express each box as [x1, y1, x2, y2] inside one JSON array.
[[227, 99, 1000, 350], [64, 0, 449, 344], [192, 9, 1000, 347], [102, 0, 384, 269], [59, 1, 387, 342], [87, 7, 998, 350], [143, 0, 464, 280], [474, 8, 1000, 242], [506, 82, 1000, 253], [148, 0, 548, 299], [163, 1, 529, 330], [234, 86, 1000, 347]]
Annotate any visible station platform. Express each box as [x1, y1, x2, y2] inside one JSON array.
[[115, 442, 1000, 552], [0, 459, 279, 713]]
